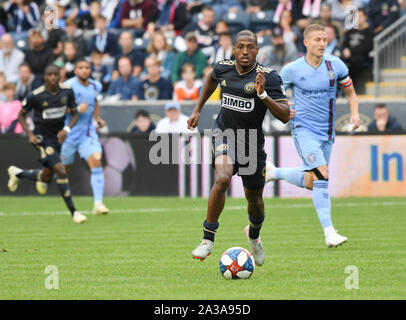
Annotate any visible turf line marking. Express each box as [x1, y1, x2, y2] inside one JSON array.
[[0, 201, 405, 217]]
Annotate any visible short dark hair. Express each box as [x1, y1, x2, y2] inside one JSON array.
[[375, 103, 387, 109], [75, 58, 91, 67], [235, 30, 257, 46], [135, 110, 151, 119]]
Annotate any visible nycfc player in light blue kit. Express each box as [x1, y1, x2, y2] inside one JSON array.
[[38, 59, 109, 215], [266, 24, 361, 247]]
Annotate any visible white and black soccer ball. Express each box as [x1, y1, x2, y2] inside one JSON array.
[[219, 247, 255, 280], [101, 137, 136, 196]]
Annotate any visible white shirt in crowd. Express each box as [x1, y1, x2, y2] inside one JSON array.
[[155, 113, 197, 134]]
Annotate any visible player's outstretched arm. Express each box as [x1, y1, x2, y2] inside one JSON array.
[[187, 71, 218, 130], [343, 84, 360, 131], [256, 70, 290, 123]]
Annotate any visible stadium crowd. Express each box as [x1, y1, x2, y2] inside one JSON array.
[[0, 0, 404, 134]]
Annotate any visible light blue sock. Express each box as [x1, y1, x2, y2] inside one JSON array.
[[312, 180, 333, 228], [90, 167, 104, 204], [274, 167, 305, 188]]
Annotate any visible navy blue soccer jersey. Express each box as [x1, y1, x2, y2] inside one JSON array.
[[22, 84, 76, 138], [211, 59, 287, 155]]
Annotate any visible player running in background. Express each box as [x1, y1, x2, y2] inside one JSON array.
[[7, 65, 87, 224], [60, 59, 109, 216], [188, 30, 290, 266], [266, 24, 361, 247]]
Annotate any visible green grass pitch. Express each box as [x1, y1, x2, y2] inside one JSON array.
[[0, 196, 405, 300]]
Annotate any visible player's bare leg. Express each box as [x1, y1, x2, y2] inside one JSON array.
[[35, 167, 53, 195], [192, 155, 234, 261], [243, 187, 265, 266], [53, 162, 86, 224], [88, 153, 108, 216]]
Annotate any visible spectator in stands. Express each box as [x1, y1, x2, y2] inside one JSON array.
[[0, 72, 6, 102], [279, 10, 303, 54], [5, 0, 41, 32], [67, 0, 91, 22], [134, 57, 173, 100], [368, 104, 403, 132], [119, 0, 158, 37], [312, 2, 343, 44], [77, 0, 101, 30], [91, 50, 111, 92], [62, 19, 87, 58], [212, 32, 234, 64], [326, 0, 362, 26], [273, 0, 310, 29], [0, 34, 25, 83], [244, 0, 276, 13], [57, 41, 80, 81], [156, 0, 188, 36], [130, 110, 156, 133], [174, 63, 202, 101], [38, 5, 65, 57], [0, 6, 7, 35], [112, 31, 146, 80], [106, 56, 141, 101], [91, 15, 119, 60], [24, 29, 55, 83], [15, 63, 41, 101], [324, 24, 342, 57], [146, 31, 176, 81], [0, 82, 23, 134], [257, 25, 298, 71], [342, 8, 374, 94], [212, 20, 231, 47], [171, 32, 207, 83], [182, 6, 216, 59], [155, 101, 197, 133], [369, 0, 400, 34]]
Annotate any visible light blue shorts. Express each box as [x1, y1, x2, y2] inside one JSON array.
[[292, 133, 333, 171], [61, 136, 102, 165]]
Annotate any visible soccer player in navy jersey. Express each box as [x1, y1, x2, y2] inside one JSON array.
[[188, 30, 290, 266], [7, 65, 86, 224]]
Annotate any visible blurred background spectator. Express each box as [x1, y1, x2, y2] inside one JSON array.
[[257, 25, 298, 71], [128, 109, 156, 133], [146, 30, 175, 80], [368, 104, 403, 132], [369, 0, 400, 34], [173, 63, 202, 101], [0, 33, 25, 83], [106, 56, 140, 101], [342, 8, 373, 94], [134, 56, 173, 100], [155, 101, 197, 133], [171, 31, 207, 83], [0, 82, 23, 134], [15, 62, 41, 101]]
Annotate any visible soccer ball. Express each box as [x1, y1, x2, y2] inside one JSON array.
[[219, 247, 255, 280]]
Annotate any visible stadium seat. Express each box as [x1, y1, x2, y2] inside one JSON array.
[[249, 10, 274, 34], [222, 12, 250, 34], [133, 38, 149, 51], [257, 35, 271, 48]]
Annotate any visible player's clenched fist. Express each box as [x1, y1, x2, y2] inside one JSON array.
[[187, 112, 200, 130], [255, 70, 265, 95], [57, 130, 67, 144]]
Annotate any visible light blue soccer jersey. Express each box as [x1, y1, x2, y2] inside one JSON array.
[[280, 55, 352, 141], [64, 77, 102, 144]]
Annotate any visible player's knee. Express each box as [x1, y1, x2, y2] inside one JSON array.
[[304, 172, 314, 190], [88, 153, 102, 168], [311, 167, 329, 181], [53, 163, 67, 178], [214, 174, 232, 191]]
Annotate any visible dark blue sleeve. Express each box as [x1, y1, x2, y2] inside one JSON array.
[[160, 80, 173, 99], [133, 80, 143, 99]]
